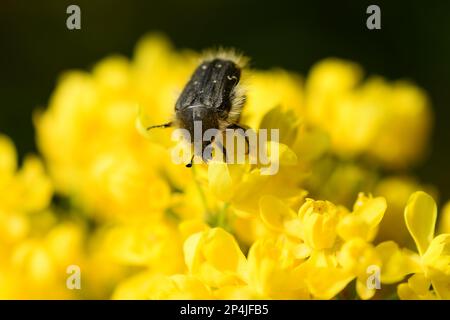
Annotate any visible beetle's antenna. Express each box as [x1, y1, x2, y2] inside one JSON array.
[[147, 122, 172, 130]]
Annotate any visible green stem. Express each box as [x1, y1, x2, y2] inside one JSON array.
[[217, 202, 230, 228]]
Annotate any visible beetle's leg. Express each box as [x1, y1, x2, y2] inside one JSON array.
[[186, 154, 194, 168], [203, 136, 227, 163], [202, 141, 214, 164], [226, 123, 249, 155], [147, 122, 172, 130], [214, 138, 228, 163]]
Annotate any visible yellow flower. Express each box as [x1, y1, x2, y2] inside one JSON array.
[[297, 199, 340, 250], [184, 228, 247, 288], [304, 59, 432, 169], [398, 191, 450, 299], [248, 237, 310, 299], [375, 241, 420, 285], [364, 80, 432, 169], [103, 219, 184, 274], [0, 135, 53, 215], [337, 239, 381, 300], [246, 236, 310, 299], [0, 135, 54, 265], [305, 58, 362, 122], [337, 193, 386, 242], [0, 221, 86, 299], [260, 195, 340, 250]]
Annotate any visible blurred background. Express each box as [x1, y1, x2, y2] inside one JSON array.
[[1, 0, 450, 202]]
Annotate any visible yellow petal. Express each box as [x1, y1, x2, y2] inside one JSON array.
[[247, 237, 310, 298], [404, 191, 437, 255], [306, 266, 353, 299], [229, 168, 269, 214], [422, 234, 450, 299], [356, 278, 375, 300], [208, 161, 234, 202], [183, 232, 204, 272], [271, 142, 298, 166], [259, 106, 299, 146], [17, 155, 54, 212], [375, 241, 421, 284], [431, 278, 450, 300], [337, 239, 381, 276], [397, 273, 437, 300], [337, 215, 371, 241], [184, 228, 247, 287], [353, 194, 386, 227], [202, 228, 245, 272], [408, 273, 431, 295], [397, 283, 419, 300], [259, 195, 296, 232], [258, 141, 298, 176]]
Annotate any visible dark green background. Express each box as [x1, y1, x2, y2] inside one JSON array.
[[1, 0, 450, 202]]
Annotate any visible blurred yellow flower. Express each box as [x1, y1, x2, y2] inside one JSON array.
[[0, 135, 53, 216], [113, 273, 213, 299], [305, 59, 432, 169]]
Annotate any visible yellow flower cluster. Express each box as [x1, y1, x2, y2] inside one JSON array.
[[0, 34, 448, 299], [0, 134, 74, 298], [305, 59, 432, 169]]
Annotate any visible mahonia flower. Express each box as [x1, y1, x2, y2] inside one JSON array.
[[397, 192, 450, 299], [0, 135, 53, 217], [2, 222, 87, 299], [304, 59, 432, 169], [183, 228, 247, 288], [244, 236, 310, 299], [0, 135, 79, 298], [102, 219, 185, 274]]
